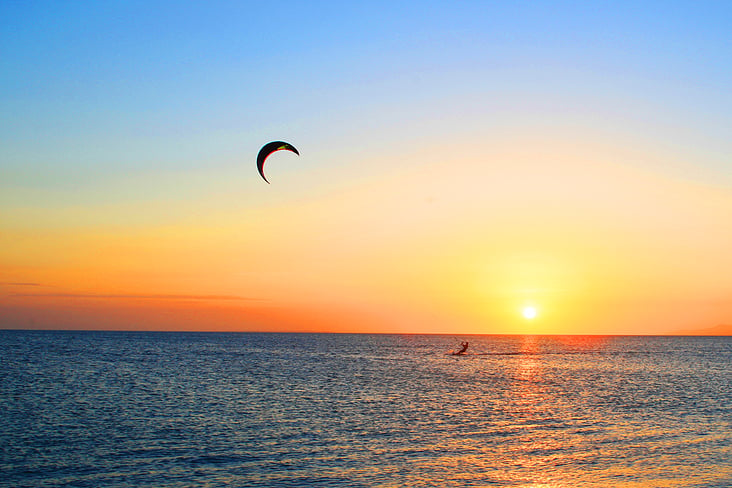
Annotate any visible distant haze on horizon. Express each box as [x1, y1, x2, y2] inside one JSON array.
[[2, 1, 731, 335]]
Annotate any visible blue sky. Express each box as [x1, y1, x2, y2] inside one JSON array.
[[3, 1, 729, 185], [2, 1, 731, 333]]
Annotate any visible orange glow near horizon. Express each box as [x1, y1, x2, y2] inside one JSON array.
[[2, 139, 732, 334]]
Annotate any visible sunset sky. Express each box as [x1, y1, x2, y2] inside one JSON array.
[[2, 1, 731, 334]]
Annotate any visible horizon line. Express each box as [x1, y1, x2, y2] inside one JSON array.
[[1, 327, 730, 337]]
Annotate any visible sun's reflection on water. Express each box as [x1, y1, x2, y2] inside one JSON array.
[[433, 335, 626, 487]]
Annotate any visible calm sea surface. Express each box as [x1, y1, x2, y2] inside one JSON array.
[[1, 331, 730, 487]]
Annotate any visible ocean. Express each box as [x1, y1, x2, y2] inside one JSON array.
[[1, 331, 730, 487]]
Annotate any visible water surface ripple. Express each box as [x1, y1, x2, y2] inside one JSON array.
[[1, 332, 730, 487]]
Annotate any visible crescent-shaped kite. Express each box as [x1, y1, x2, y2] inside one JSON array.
[[256, 141, 299, 184]]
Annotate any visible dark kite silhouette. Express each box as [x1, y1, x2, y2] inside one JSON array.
[[256, 141, 299, 184]]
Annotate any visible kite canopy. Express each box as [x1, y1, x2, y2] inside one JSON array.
[[256, 141, 299, 184]]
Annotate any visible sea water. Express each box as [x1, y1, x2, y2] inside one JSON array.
[[1, 331, 730, 487]]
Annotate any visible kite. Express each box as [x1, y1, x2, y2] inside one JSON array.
[[256, 141, 299, 184]]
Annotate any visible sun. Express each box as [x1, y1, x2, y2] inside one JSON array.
[[522, 306, 538, 320]]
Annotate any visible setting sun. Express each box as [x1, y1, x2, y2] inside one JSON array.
[[522, 306, 538, 320]]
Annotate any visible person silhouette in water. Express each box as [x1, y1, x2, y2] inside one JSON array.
[[455, 341, 469, 355]]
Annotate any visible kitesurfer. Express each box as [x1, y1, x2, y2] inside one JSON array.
[[455, 341, 469, 355]]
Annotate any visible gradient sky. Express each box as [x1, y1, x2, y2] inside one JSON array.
[[2, 1, 731, 334]]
